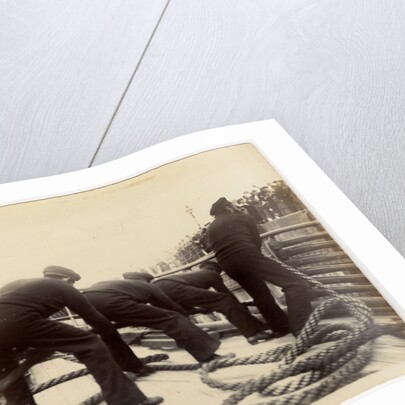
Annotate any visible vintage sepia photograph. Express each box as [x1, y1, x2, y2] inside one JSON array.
[[1, 137, 405, 405]]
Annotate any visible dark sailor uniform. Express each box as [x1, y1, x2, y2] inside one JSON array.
[[83, 280, 220, 362], [153, 269, 265, 338], [0, 278, 146, 405], [207, 210, 312, 336]]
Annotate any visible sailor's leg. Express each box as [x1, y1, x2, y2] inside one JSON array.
[[105, 302, 220, 362], [0, 351, 37, 405], [14, 319, 148, 405]]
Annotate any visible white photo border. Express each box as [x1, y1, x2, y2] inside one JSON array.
[[1, 119, 404, 404]]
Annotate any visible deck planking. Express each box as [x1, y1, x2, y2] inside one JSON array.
[[31, 330, 405, 405]]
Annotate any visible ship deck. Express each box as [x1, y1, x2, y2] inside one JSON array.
[[30, 317, 405, 405]]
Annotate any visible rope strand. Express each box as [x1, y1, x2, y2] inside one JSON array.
[[31, 258, 405, 405]]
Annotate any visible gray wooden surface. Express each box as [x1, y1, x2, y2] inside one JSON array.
[[1, 0, 404, 258]]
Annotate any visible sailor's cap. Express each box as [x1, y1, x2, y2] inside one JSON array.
[[209, 197, 232, 216], [43, 265, 81, 281], [122, 272, 154, 282]]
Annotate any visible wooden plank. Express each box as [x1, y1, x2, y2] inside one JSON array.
[[312, 274, 370, 284], [261, 221, 320, 237], [0, 0, 168, 183], [302, 264, 361, 276], [278, 240, 339, 259], [312, 296, 391, 309], [92, 0, 405, 258], [312, 284, 379, 296], [286, 251, 350, 266], [269, 231, 331, 249]]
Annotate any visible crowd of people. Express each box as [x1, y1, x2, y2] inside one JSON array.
[[0, 197, 312, 405]]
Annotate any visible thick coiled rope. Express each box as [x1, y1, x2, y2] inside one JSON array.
[[197, 256, 405, 404], [31, 353, 169, 395], [33, 256, 405, 405], [199, 296, 382, 404]]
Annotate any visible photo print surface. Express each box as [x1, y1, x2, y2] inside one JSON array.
[[1, 142, 405, 405]]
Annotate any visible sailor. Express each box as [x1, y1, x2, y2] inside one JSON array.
[[206, 197, 313, 337], [0, 266, 162, 405], [82, 272, 221, 363], [153, 262, 272, 344]]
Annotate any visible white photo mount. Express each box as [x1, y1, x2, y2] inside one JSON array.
[[1, 119, 405, 404]]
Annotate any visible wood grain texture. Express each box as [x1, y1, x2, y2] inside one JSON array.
[[92, 0, 405, 256], [0, 0, 167, 182]]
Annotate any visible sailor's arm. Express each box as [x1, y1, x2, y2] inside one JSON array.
[[148, 284, 188, 315], [62, 285, 116, 334], [245, 214, 262, 248], [210, 273, 233, 295]]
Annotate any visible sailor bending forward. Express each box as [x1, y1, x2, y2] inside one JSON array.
[[83, 272, 221, 363], [0, 266, 162, 405], [153, 261, 272, 344]]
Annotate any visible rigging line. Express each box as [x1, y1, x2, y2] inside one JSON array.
[[88, 0, 172, 167]]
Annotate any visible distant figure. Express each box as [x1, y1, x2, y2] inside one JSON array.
[[83, 272, 221, 363], [243, 204, 268, 224], [207, 197, 312, 337], [153, 261, 272, 344], [0, 266, 162, 405]]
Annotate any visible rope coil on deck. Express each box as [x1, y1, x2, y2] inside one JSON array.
[[200, 296, 381, 404], [31, 353, 169, 395], [28, 256, 405, 405], [197, 257, 404, 404]]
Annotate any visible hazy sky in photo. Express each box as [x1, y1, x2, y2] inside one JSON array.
[[0, 144, 281, 288]]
